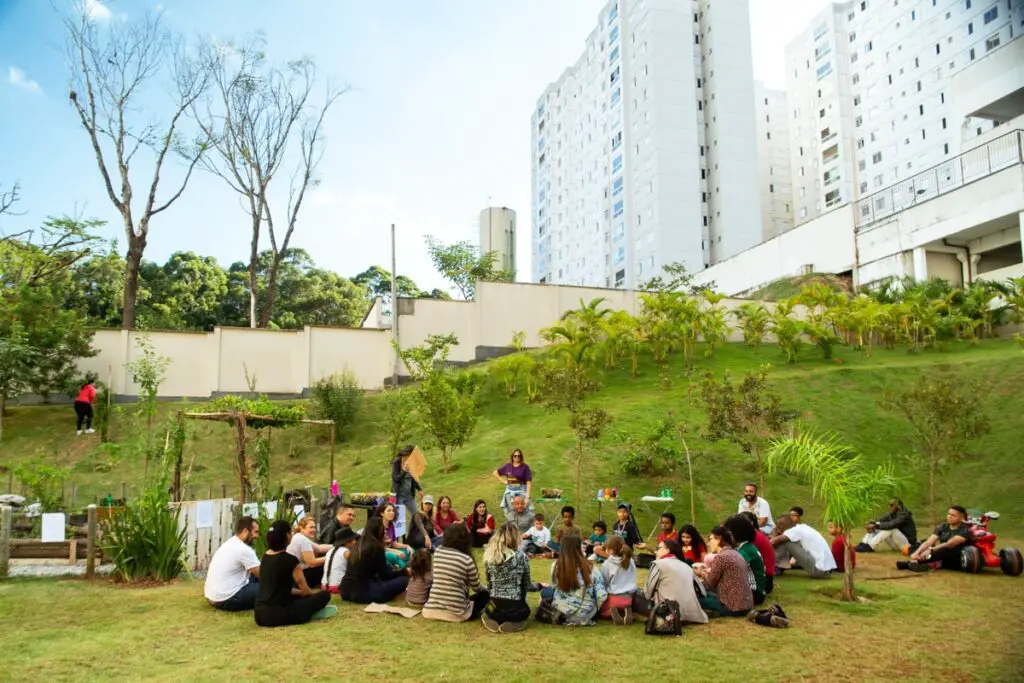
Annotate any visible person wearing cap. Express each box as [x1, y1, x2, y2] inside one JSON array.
[[407, 496, 440, 551], [321, 527, 360, 595], [596, 503, 645, 558]]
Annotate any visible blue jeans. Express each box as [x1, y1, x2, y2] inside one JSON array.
[[214, 575, 259, 611]]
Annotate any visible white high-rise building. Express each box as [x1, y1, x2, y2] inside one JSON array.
[[786, 0, 1022, 227], [530, 0, 762, 289], [754, 81, 795, 240], [479, 207, 517, 279]]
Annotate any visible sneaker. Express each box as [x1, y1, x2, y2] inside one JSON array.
[[85, 428, 95, 434], [768, 603, 787, 620], [498, 620, 527, 633], [622, 606, 634, 625], [76, 430, 83, 436], [908, 562, 931, 573], [481, 613, 500, 633], [769, 615, 790, 628], [854, 542, 873, 553], [610, 606, 625, 625], [311, 605, 337, 620], [896, 560, 910, 571]]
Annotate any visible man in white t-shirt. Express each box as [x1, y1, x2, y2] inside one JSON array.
[[204, 516, 261, 610], [737, 483, 775, 535], [770, 519, 837, 579]]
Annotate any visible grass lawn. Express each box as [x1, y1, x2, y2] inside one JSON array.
[[1, 552, 1023, 682]]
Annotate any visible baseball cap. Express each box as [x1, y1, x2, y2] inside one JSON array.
[[422, 495, 435, 505]]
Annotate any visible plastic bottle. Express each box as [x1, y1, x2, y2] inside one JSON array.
[[330, 480, 339, 498]]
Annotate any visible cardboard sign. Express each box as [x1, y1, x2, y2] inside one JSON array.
[[407, 446, 427, 482]]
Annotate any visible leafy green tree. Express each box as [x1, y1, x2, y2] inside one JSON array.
[[767, 430, 902, 601], [883, 370, 990, 525], [139, 251, 228, 330], [351, 265, 444, 311], [397, 334, 482, 473], [126, 335, 170, 477], [311, 370, 364, 441], [640, 261, 716, 296], [770, 300, 804, 363], [14, 457, 67, 513], [379, 388, 416, 461], [693, 364, 790, 493], [0, 325, 35, 439], [732, 302, 771, 353], [424, 236, 513, 300]]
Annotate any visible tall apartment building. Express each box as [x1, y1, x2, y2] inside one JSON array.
[[754, 81, 795, 240], [786, 0, 1022, 227], [530, 0, 762, 289], [479, 207, 517, 279]]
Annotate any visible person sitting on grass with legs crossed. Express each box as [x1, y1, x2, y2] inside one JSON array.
[[770, 515, 837, 579], [205, 516, 261, 611], [898, 505, 972, 573], [521, 513, 554, 557], [738, 482, 775, 535], [505, 494, 534, 538], [254, 520, 334, 628]]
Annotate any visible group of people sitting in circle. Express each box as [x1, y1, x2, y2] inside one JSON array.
[[201, 445, 969, 630]]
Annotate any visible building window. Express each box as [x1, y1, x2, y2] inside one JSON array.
[[944, 143, 949, 154], [770, 184, 775, 192], [855, 115, 863, 127], [968, 22, 973, 35], [965, 0, 971, 8], [919, 104, 924, 115], [872, 152, 883, 164], [854, 95, 861, 106], [935, 43, 940, 54], [970, 47, 976, 59], [613, 200, 624, 217], [612, 154, 623, 173], [942, 117, 947, 129], [983, 7, 998, 24], [857, 138, 865, 149], [986, 34, 1000, 51]]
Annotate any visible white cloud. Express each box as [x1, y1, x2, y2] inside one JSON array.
[[7, 66, 41, 93], [83, 0, 112, 21]]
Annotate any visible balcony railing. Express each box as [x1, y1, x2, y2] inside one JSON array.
[[855, 129, 1024, 231]]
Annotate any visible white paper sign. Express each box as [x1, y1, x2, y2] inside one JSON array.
[[293, 504, 305, 521], [242, 503, 258, 518], [41, 513, 65, 542], [195, 500, 214, 529], [262, 501, 278, 519], [394, 504, 407, 538]]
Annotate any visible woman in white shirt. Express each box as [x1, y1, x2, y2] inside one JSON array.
[[321, 527, 360, 595], [287, 515, 332, 587]]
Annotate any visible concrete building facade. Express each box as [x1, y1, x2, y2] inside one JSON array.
[[755, 81, 795, 240], [530, 0, 762, 289], [479, 207, 517, 278]]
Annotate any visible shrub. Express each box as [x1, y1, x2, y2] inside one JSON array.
[[311, 370, 363, 441], [379, 388, 415, 460], [102, 485, 186, 582], [619, 419, 681, 475], [13, 458, 66, 512]]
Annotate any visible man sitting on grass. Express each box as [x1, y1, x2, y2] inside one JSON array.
[[506, 494, 534, 537], [205, 516, 261, 611], [319, 503, 356, 545], [898, 505, 971, 573], [856, 498, 917, 553]]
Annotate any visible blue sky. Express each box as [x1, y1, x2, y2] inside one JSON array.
[[0, 0, 829, 295]]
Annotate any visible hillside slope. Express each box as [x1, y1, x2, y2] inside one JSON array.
[[3, 340, 1023, 538]]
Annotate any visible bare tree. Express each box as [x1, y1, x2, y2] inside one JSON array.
[[0, 182, 24, 219], [194, 35, 345, 327], [63, 7, 211, 329]]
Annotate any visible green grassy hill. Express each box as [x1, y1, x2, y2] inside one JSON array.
[[4, 339, 1024, 539]]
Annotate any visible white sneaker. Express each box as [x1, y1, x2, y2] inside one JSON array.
[[76, 430, 83, 436], [85, 429, 95, 434]]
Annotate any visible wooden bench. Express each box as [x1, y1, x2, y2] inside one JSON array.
[[9, 539, 106, 564]]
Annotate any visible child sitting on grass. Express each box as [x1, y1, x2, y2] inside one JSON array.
[[406, 549, 433, 607], [828, 522, 856, 573], [598, 536, 640, 625], [551, 505, 581, 554], [585, 520, 608, 559], [522, 513, 554, 558]]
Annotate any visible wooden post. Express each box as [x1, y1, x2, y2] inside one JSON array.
[[0, 505, 11, 578], [85, 504, 97, 580], [208, 483, 213, 499], [221, 483, 227, 499], [329, 426, 336, 483]]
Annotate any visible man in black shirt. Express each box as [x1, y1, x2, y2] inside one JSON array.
[[898, 505, 972, 572], [857, 497, 917, 552]]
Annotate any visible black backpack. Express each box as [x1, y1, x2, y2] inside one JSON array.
[[645, 599, 683, 636]]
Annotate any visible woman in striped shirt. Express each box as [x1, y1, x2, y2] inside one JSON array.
[[422, 523, 490, 622]]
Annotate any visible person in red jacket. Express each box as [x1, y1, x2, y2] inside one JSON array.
[[74, 375, 98, 436], [828, 522, 856, 572]]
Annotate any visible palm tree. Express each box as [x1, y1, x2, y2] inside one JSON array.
[[766, 430, 902, 602], [561, 297, 611, 346], [770, 300, 803, 363], [732, 302, 771, 353], [697, 291, 729, 358]]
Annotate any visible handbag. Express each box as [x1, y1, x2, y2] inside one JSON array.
[[534, 595, 566, 625], [645, 599, 683, 636]]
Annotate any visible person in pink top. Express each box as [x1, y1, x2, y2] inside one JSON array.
[[74, 375, 98, 436]]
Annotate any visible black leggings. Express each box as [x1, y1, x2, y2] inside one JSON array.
[[303, 566, 324, 588], [74, 401, 93, 430], [254, 591, 331, 627]]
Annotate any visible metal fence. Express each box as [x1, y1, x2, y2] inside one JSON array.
[[855, 129, 1024, 230]]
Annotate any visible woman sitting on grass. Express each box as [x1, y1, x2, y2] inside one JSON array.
[[678, 525, 708, 565], [644, 539, 708, 624], [255, 520, 334, 628], [541, 533, 608, 626], [433, 495, 462, 539], [698, 526, 754, 617], [287, 515, 332, 588], [725, 515, 767, 606], [374, 502, 413, 569], [423, 524, 490, 622], [598, 536, 641, 624], [406, 549, 433, 607], [481, 522, 532, 633], [467, 499, 496, 548], [340, 517, 410, 604]]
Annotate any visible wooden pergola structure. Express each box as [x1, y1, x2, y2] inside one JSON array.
[[176, 411, 335, 504]]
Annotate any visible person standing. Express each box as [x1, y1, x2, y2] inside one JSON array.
[[737, 483, 774, 535], [204, 516, 261, 611], [74, 376, 98, 436], [392, 445, 422, 523], [493, 448, 533, 514]]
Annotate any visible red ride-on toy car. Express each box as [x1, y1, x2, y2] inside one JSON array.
[[959, 511, 1022, 576]]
